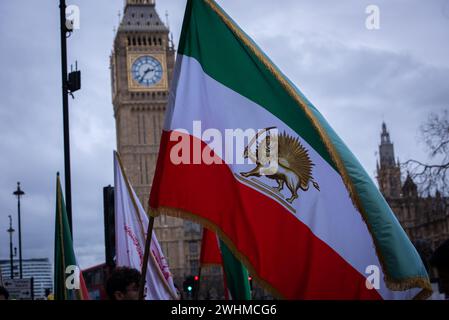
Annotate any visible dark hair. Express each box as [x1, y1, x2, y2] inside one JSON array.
[[106, 267, 141, 300], [0, 286, 9, 300]]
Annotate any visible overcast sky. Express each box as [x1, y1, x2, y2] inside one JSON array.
[[0, 0, 448, 269]]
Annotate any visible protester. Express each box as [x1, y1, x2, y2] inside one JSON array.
[[0, 286, 9, 300], [106, 267, 142, 300]]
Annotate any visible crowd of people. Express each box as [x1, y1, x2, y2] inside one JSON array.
[[0, 266, 143, 301]]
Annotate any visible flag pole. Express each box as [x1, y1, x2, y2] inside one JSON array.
[[138, 211, 155, 300]]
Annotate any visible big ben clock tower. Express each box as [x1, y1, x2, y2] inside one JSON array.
[[111, 0, 201, 286]]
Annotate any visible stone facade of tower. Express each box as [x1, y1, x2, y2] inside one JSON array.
[[376, 123, 402, 198], [376, 123, 449, 281], [110, 0, 202, 287]]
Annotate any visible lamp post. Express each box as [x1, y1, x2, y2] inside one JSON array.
[[7, 215, 15, 279], [59, 0, 81, 238], [59, 0, 73, 236], [13, 182, 25, 279]]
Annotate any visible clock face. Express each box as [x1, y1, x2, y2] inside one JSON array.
[[131, 56, 163, 87]]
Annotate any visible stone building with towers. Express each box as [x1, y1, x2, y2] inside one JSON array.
[[376, 122, 449, 278], [110, 0, 202, 288]]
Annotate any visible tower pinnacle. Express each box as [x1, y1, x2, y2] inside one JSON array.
[[377, 122, 402, 198], [379, 122, 395, 168], [126, 0, 155, 6]]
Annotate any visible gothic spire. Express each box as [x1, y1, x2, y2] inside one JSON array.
[[126, 0, 155, 6], [402, 173, 418, 198], [381, 121, 391, 144], [379, 122, 395, 168]]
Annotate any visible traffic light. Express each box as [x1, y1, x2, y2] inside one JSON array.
[[193, 275, 200, 296], [183, 276, 195, 295], [183, 275, 200, 298]]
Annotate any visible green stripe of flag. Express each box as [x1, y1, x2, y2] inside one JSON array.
[[219, 239, 252, 300]]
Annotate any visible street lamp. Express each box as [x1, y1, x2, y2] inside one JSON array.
[[7, 215, 15, 279], [59, 0, 82, 238], [13, 182, 25, 279]]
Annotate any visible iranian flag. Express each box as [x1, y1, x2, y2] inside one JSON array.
[[150, 0, 431, 299]]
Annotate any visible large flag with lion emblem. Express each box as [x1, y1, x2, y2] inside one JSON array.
[[150, 0, 431, 299]]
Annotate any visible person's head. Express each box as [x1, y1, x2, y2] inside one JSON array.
[[0, 286, 9, 300], [106, 267, 141, 300]]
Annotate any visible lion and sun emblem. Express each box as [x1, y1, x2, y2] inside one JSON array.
[[239, 127, 320, 208]]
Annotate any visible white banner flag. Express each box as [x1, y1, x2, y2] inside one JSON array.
[[114, 152, 179, 300]]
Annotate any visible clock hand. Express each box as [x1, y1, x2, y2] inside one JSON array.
[[138, 69, 150, 82], [139, 68, 155, 81]]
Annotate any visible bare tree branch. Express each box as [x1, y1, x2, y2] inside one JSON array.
[[403, 110, 449, 196]]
